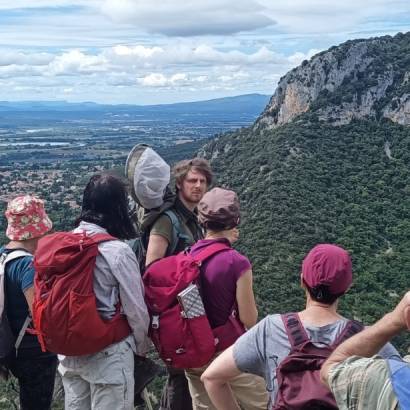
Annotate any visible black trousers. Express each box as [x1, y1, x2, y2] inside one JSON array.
[[159, 367, 193, 410], [8, 351, 57, 410]]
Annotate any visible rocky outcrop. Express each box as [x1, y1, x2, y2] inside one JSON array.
[[383, 93, 410, 124], [256, 32, 410, 129]]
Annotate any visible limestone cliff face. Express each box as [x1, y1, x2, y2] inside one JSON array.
[[256, 32, 410, 129]]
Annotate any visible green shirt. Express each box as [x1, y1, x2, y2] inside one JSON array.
[[150, 198, 203, 255]]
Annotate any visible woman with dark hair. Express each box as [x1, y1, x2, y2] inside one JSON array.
[[58, 173, 150, 410], [77, 173, 137, 240]]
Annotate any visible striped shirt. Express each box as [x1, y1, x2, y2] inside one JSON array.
[[329, 355, 400, 410]]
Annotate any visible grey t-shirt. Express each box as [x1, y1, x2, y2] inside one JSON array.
[[233, 314, 400, 404]]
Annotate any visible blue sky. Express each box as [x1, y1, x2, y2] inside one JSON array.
[[0, 0, 409, 104]]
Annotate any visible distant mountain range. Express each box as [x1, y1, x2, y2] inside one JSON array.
[[0, 94, 270, 117], [202, 32, 410, 352]]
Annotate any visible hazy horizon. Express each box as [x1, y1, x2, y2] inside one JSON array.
[[0, 93, 270, 106]]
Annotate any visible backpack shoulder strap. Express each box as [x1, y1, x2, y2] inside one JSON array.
[[0, 250, 32, 274], [163, 209, 190, 255], [192, 242, 231, 264], [281, 312, 310, 348], [332, 319, 364, 348]]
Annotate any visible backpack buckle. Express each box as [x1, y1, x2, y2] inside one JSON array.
[[152, 315, 159, 329]]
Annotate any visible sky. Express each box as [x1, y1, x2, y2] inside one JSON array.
[[0, 0, 409, 105]]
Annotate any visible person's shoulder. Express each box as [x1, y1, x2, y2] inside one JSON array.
[[8, 253, 33, 271], [227, 248, 248, 260], [218, 248, 251, 269], [98, 239, 140, 273], [249, 314, 284, 334], [98, 238, 133, 256], [151, 212, 175, 231], [264, 313, 286, 330], [4, 252, 34, 287]]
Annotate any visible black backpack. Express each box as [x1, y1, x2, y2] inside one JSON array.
[[0, 249, 32, 378]]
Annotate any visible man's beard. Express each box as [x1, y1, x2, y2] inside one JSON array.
[[179, 190, 203, 207]]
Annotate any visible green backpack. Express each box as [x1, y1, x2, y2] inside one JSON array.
[[128, 204, 190, 271]]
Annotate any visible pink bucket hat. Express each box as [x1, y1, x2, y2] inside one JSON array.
[[302, 244, 352, 296], [5, 195, 52, 241]]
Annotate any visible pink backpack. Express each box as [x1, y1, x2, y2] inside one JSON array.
[[273, 312, 363, 410], [143, 243, 245, 369]]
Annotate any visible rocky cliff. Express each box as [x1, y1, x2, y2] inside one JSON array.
[[256, 32, 410, 128]]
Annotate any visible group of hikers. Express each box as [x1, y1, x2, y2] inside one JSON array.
[[0, 145, 409, 410]]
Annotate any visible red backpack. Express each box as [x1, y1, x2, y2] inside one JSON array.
[[32, 231, 131, 356], [273, 312, 363, 410], [143, 243, 246, 369]]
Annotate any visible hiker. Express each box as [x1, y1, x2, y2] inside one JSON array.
[[56, 174, 150, 410], [0, 195, 56, 410], [145, 157, 212, 266], [201, 244, 400, 409], [321, 291, 410, 410], [144, 158, 213, 410], [184, 187, 269, 409]]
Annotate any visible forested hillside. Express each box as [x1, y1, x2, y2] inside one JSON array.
[[203, 33, 410, 353]]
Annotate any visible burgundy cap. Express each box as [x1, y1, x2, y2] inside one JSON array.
[[198, 187, 240, 230], [302, 244, 352, 295]]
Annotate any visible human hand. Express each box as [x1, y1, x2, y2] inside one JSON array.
[[391, 291, 410, 331]]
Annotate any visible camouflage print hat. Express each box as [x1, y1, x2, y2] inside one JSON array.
[[198, 187, 240, 230], [5, 195, 52, 241]]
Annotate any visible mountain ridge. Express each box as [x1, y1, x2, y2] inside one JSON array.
[[255, 32, 410, 129], [0, 94, 270, 113]]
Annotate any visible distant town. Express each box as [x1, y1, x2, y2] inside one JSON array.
[[0, 95, 269, 240]]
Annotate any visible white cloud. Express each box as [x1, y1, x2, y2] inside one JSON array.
[[0, 51, 53, 66], [46, 50, 107, 76], [0, 0, 408, 103], [259, 0, 410, 34], [101, 0, 275, 36], [137, 73, 195, 88], [113, 45, 164, 59], [0, 0, 99, 9], [0, 64, 41, 78], [287, 49, 321, 65], [0, 42, 328, 98], [108, 44, 290, 68]]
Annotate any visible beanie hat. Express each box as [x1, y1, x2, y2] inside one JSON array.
[[302, 244, 352, 296], [5, 195, 52, 241], [198, 187, 240, 230]]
